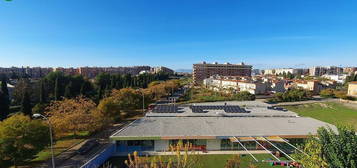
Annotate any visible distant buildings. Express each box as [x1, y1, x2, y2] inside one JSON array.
[[203, 75, 286, 95], [151, 66, 174, 74], [263, 68, 308, 76], [348, 82, 357, 97], [1, 66, 174, 79], [0, 67, 53, 78], [77, 66, 152, 78], [193, 62, 252, 84], [343, 67, 357, 75], [309, 66, 343, 76], [321, 74, 348, 84]]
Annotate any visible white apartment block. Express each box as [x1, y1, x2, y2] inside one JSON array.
[[203, 77, 267, 95]]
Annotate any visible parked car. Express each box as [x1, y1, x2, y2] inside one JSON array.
[[77, 139, 99, 155]]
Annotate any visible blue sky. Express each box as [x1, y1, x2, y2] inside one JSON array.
[[0, 0, 357, 70]]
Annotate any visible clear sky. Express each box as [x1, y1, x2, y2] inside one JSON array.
[[0, 0, 357, 70]]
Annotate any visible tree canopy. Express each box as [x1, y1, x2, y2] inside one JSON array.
[[0, 114, 50, 167]]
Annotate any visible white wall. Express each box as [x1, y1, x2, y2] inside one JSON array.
[[154, 140, 169, 151], [206, 139, 221, 150]]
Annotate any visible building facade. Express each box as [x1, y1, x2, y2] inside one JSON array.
[[193, 62, 252, 84], [348, 82, 357, 97], [110, 102, 335, 156], [151, 66, 174, 74], [309, 66, 343, 76]]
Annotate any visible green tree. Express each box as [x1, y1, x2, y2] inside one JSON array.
[[298, 126, 357, 168], [39, 80, 47, 103], [0, 114, 50, 168], [294, 138, 328, 168], [318, 126, 357, 168], [97, 97, 121, 122], [20, 91, 32, 116], [64, 81, 73, 98], [0, 78, 10, 120], [1, 77, 9, 96], [0, 91, 10, 121]]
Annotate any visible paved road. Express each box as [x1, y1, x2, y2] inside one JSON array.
[[39, 121, 131, 168]]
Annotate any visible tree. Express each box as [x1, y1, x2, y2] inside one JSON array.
[[318, 126, 357, 168], [39, 80, 47, 103], [20, 91, 32, 116], [46, 96, 100, 136], [0, 114, 50, 167], [64, 81, 73, 98], [1, 77, 9, 96], [0, 77, 10, 120], [110, 88, 143, 111], [294, 138, 328, 168], [97, 97, 121, 122], [54, 77, 60, 100], [297, 126, 357, 168], [0, 91, 10, 121], [12, 78, 31, 105]]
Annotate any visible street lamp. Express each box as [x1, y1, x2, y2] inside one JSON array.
[[33, 113, 55, 168]]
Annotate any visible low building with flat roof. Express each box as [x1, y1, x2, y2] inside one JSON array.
[[110, 101, 335, 156]]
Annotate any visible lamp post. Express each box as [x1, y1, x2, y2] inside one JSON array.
[[33, 113, 55, 168]]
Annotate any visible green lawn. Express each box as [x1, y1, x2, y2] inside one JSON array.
[[109, 154, 287, 168], [283, 102, 357, 129], [31, 131, 90, 162]]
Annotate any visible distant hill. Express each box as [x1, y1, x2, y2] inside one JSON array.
[[175, 69, 192, 73]]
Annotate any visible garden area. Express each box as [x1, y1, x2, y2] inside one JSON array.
[[107, 154, 288, 168], [283, 102, 357, 129], [179, 87, 255, 103]]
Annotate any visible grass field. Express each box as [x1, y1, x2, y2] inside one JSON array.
[[31, 131, 90, 162], [283, 102, 357, 129], [108, 154, 288, 168]]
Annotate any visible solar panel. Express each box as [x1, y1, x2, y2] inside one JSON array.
[[189, 105, 249, 113], [152, 105, 182, 113]]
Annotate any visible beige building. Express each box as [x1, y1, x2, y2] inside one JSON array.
[[203, 77, 267, 95], [193, 62, 252, 84], [348, 82, 357, 97]]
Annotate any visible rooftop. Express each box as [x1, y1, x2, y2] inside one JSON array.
[[110, 101, 336, 140], [111, 117, 335, 140], [146, 101, 297, 117]]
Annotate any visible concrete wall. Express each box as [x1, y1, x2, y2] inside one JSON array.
[[207, 139, 221, 150], [154, 140, 169, 151]]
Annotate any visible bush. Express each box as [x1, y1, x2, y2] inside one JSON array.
[[320, 89, 335, 98], [233, 91, 255, 101], [268, 88, 312, 103]]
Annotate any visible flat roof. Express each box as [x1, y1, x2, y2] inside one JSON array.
[[110, 101, 336, 140], [111, 117, 335, 140]]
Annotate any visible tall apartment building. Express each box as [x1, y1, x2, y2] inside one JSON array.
[[78, 66, 151, 78], [309, 66, 343, 76], [0, 67, 53, 78], [193, 62, 252, 84]]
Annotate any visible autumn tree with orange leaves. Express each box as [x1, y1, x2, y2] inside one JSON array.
[[46, 96, 102, 136]]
